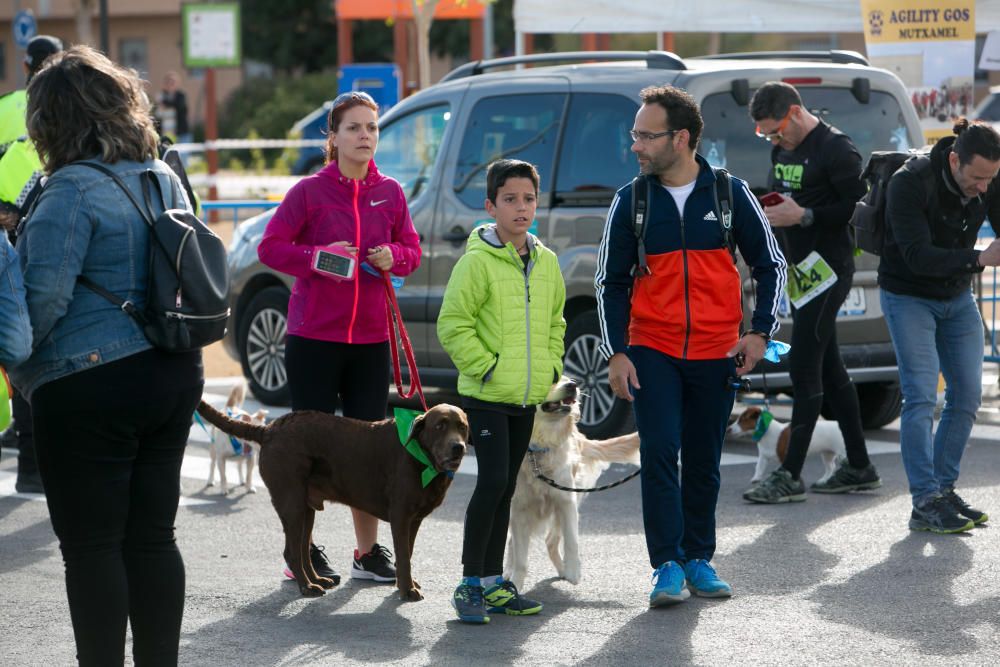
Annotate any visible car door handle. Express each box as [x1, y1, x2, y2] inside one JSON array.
[[442, 226, 468, 243]]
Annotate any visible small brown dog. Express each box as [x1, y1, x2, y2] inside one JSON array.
[[196, 400, 469, 601]]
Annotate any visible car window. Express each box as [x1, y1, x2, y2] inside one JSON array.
[[378, 103, 450, 201], [700, 88, 919, 191], [453, 93, 566, 208], [554, 93, 638, 200], [976, 94, 1000, 122]]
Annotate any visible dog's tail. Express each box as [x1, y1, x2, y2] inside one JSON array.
[[197, 400, 267, 444], [579, 431, 641, 466], [225, 380, 247, 410]]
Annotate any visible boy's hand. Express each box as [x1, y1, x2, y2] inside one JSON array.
[[727, 334, 766, 376], [608, 353, 640, 402], [367, 245, 394, 271]]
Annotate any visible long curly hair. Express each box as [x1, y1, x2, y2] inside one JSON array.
[[26, 45, 159, 174]]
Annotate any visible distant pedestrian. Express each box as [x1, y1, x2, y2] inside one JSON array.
[[14, 45, 202, 665], [258, 90, 421, 587], [880, 119, 1000, 533], [154, 71, 190, 144], [438, 158, 566, 624]]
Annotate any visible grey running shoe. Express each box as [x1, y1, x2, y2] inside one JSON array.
[[909, 496, 974, 534], [942, 489, 988, 525], [742, 468, 806, 504], [452, 579, 489, 624], [810, 459, 882, 493]]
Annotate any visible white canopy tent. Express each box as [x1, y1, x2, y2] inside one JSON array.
[[512, 0, 1000, 52]]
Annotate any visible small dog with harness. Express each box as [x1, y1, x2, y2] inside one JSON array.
[[206, 381, 267, 494], [505, 377, 640, 590], [728, 404, 845, 484]]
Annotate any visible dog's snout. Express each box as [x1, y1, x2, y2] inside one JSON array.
[[451, 442, 466, 456]]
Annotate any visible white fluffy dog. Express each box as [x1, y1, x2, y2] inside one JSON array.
[[207, 381, 267, 494], [505, 377, 640, 590]]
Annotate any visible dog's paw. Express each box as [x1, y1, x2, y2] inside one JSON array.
[[401, 587, 424, 601], [300, 584, 326, 597], [411, 579, 421, 591], [246, 486, 257, 494], [561, 562, 581, 585], [206, 481, 215, 487], [316, 576, 337, 590]]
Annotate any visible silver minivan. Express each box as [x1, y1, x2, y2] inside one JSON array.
[[223, 50, 923, 438]]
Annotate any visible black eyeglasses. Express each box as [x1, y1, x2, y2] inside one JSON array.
[[332, 91, 377, 108], [629, 129, 680, 143]]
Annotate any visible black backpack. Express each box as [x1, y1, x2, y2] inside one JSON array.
[[76, 162, 230, 352], [849, 150, 933, 256], [631, 167, 736, 275]]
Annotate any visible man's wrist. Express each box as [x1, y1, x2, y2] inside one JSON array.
[[799, 208, 814, 228], [744, 329, 771, 342]]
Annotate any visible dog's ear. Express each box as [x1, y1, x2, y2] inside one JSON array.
[[408, 412, 426, 442]]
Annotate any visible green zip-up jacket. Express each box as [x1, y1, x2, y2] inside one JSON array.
[[438, 224, 566, 406]]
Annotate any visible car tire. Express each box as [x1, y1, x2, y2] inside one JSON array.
[[238, 286, 291, 406], [563, 309, 635, 439], [857, 381, 902, 429]]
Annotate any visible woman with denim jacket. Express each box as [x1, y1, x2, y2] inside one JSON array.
[[12, 46, 202, 666]]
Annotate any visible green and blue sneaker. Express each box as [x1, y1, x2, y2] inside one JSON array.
[[683, 559, 733, 598], [483, 577, 543, 615], [452, 577, 489, 624], [649, 561, 690, 607]]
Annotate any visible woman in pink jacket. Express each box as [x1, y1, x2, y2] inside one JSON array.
[[258, 91, 421, 586]]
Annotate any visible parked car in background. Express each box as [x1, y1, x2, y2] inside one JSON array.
[[973, 84, 1000, 129], [224, 50, 923, 438]]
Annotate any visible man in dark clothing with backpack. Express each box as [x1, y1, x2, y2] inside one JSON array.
[[743, 82, 881, 504], [880, 119, 1000, 534], [596, 85, 786, 606]]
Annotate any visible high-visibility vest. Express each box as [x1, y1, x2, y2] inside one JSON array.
[[0, 90, 27, 155]]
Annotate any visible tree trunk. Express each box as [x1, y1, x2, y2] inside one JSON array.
[[76, 0, 95, 46], [413, 0, 439, 90]]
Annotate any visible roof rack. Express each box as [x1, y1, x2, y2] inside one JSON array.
[[440, 50, 686, 82], [692, 50, 870, 67]]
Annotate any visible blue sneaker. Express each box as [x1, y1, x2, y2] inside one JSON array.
[[683, 559, 733, 598], [452, 578, 489, 624], [649, 561, 690, 607]]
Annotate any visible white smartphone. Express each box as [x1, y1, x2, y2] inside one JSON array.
[[311, 245, 357, 281]]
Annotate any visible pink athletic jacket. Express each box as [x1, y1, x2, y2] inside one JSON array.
[[258, 160, 421, 344]]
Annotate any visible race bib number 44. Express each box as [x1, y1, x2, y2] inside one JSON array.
[[786, 251, 837, 309]]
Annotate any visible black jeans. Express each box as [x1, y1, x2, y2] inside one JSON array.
[[32, 350, 202, 667], [284, 335, 390, 420], [782, 274, 870, 478], [461, 407, 535, 577]]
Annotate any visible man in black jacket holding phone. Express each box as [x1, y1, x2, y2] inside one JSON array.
[[880, 120, 1000, 533], [744, 81, 881, 504]]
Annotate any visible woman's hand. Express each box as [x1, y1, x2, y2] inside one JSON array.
[[330, 240, 358, 255], [367, 245, 394, 271]]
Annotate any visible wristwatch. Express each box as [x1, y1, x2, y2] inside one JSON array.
[[800, 208, 815, 228], [744, 329, 771, 342]]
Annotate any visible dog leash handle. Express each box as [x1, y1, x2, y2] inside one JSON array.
[[383, 271, 428, 412]]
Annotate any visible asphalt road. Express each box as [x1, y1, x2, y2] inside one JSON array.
[[3, 378, 1000, 666]]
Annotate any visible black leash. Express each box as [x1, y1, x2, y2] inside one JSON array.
[[526, 449, 640, 493]]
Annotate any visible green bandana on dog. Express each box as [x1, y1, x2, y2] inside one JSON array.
[[394, 407, 446, 488], [752, 410, 774, 442]]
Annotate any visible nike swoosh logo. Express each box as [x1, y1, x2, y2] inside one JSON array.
[[370, 199, 387, 206]]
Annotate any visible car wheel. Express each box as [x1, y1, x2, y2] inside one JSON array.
[[857, 381, 902, 429], [563, 310, 635, 439], [238, 286, 291, 406]]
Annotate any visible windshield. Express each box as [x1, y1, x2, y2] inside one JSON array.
[[377, 104, 450, 201]]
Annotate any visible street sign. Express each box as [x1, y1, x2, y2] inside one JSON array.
[[13, 10, 37, 49], [182, 2, 241, 68]]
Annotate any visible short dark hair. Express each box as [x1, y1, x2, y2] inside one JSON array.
[[749, 82, 803, 122], [952, 118, 1000, 165], [639, 85, 703, 149], [486, 159, 540, 204]]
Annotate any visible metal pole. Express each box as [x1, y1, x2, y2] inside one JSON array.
[[99, 0, 109, 54], [483, 2, 493, 60]]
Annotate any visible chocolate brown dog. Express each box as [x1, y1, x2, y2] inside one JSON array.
[[196, 400, 469, 601]]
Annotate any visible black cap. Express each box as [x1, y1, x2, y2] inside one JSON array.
[[24, 35, 63, 71]]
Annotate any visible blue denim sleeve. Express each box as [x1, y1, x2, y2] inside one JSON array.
[[17, 176, 92, 348], [0, 236, 32, 367]]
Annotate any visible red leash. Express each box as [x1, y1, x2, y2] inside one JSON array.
[[383, 271, 428, 412]]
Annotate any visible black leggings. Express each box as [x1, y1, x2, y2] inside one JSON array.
[[32, 351, 203, 667], [461, 408, 535, 577], [782, 274, 870, 478], [284, 335, 390, 420]]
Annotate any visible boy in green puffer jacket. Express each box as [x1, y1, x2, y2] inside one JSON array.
[[438, 159, 566, 624]]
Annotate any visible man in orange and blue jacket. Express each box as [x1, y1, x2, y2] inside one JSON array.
[[596, 85, 786, 607]]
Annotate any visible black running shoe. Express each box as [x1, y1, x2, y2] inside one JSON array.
[[283, 543, 341, 585], [810, 460, 882, 494], [909, 496, 974, 534], [942, 489, 988, 525], [351, 543, 396, 583]]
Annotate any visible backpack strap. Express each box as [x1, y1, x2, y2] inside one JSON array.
[[712, 167, 737, 264], [631, 174, 651, 276]]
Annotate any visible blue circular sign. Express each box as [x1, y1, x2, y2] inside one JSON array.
[[13, 11, 37, 49]]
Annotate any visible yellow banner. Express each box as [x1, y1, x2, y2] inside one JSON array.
[[861, 0, 975, 43]]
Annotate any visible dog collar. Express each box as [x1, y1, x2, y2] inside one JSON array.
[[752, 410, 774, 442], [528, 442, 549, 453], [393, 407, 452, 487]]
